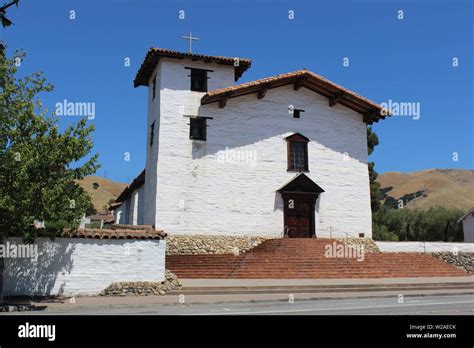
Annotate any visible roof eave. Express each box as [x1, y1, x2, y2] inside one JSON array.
[[134, 48, 252, 88], [201, 72, 390, 124]]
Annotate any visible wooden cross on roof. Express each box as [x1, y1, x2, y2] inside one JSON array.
[[181, 32, 199, 53]]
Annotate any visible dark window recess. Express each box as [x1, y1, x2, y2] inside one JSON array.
[[293, 109, 305, 118], [150, 121, 155, 147], [152, 75, 156, 99], [189, 118, 207, 141], [190, 69, 208, 92]]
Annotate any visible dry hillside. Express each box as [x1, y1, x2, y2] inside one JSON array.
[[77, 176, 127, 212], [377, 169, 474, 211]]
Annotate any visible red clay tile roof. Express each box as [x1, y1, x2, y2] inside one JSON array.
[[115, 169, 145, 203], [201, 69, 390, 124], [108, 202, 122, 211], [134, 47, 252, 87], [86, 214, 115, 223], [111, 224, 154, 230], [63, 227, 166, 240]]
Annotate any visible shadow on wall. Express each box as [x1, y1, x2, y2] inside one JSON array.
[[186, 87, 368, 165], [5, 238, 75, 297]]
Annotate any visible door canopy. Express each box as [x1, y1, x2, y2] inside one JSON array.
[[277, 173, 324, 197]]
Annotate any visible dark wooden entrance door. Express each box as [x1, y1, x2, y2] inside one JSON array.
[[284, 196, 315, 238], [278, 173, 323, 238]]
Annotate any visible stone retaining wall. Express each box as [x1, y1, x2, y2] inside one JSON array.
[[100, 270, 181, 296], [336, 238, 380, 253], [166, 235, 268, 255], [432, 252, 474, 274]]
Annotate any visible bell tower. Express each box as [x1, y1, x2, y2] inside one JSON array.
[[133, 47, 251, 227]]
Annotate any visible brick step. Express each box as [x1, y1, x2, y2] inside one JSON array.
[[172, 270, 465, 278], [171, 271, 462, 278], [167, 238, 468, 279], [167, 262, 457, 268], [171, 272, 464, 278], [172, 268, 463, 273], [167, 253, 442, 258], [168, 263, 452, 268]]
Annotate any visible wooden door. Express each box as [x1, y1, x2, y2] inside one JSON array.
[[285, 198, 314, 238]]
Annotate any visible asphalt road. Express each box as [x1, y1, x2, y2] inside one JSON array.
[[6, 294, 474, 315]]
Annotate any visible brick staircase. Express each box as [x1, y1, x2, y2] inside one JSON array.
[[166, 238, 469, 279]]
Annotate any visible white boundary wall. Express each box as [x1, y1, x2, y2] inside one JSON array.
[[376, 241, 474, 253], [3, 237, 166, 297]]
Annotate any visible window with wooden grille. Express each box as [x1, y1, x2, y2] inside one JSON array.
[[286, 133, 309, 171]]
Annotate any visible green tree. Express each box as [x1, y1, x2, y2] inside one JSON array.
[[0, 51, 100, 303], [0, 1, 20, 28], [367, 126, 381, 212], [372, 205, 464, 241]]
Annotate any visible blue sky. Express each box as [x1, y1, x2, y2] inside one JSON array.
[[2, 0, 472, 183]]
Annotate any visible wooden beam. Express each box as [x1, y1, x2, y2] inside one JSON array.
[[303, 81, 332, 98], [329, 91, 344, 107], [363, 109, 378, 123], [294, 77, 306, 91], [257, 84, 269, 99], [219, 96, 228, 109]]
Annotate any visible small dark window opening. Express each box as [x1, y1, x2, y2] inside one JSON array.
[[293, 109, 305, 118], [189, 118, 207, 141], [190, 69, 208, 92], [286, 134, 309, 172], [150, 121, 155, 147], [152, 75, 156, 99]]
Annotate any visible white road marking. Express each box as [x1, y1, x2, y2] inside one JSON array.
[[188, 300, 474, 315]]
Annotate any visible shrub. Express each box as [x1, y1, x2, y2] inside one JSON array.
[[372, 206, 463, 241]]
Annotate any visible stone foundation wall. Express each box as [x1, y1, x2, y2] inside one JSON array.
[[432, 252, 474, 273], [336, 238, 381, 253], [100, 270, 181, 296], [166, 235, 268, 255]]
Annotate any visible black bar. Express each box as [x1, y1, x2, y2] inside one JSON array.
[[0, 315, 473, 346]]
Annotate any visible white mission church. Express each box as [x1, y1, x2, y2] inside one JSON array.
[[112, 46, 389, 239]]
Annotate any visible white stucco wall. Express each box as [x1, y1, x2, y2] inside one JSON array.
[[147, 58, 372, 239], [4, 237, 166, 296], [143, 58, 237, 228], [462, 213, 474, 243], [376, 241, 474, 253], [113, 205, 124, 224], [117, 185, 144, 226], [143, 61, 162, 226], [127, 186, 144, 226]]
